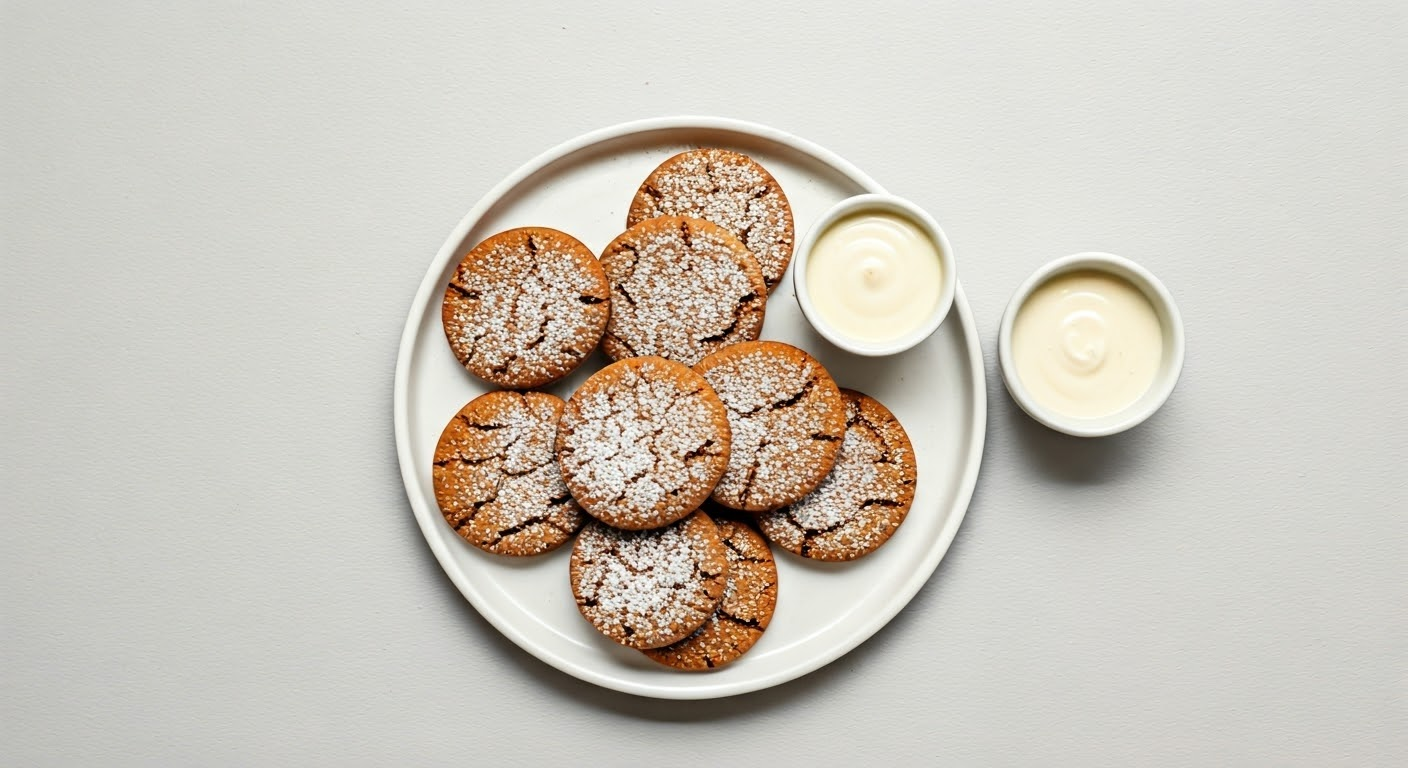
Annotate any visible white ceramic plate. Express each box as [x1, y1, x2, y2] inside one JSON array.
[[394, 117, 986, 699]]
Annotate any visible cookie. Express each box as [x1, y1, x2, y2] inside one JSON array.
[[442, 227, 610, 389], [693, 341, 846, 512], [627, 148, 795, 292], [598, 216, 766, 367], [556, 356, 731, 530], [642, 516, 778, 670], [432, 391, 584, 556], [570, 512, 729, 649], [757, 390, 917, 561]]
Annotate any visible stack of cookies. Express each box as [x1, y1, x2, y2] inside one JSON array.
[[432, 149, 918, 671]]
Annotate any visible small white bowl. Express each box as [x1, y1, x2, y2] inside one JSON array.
[[793, 193, 957, 356], [998, 252, 1185, 438]]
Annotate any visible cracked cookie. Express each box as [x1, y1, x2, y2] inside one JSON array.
[[627, 148, 795, 293], [556, 356, 731, 530], [693, 341, 846, 512], [598, 216, 766, 367], [642, 516, 778, 670], [442, 227, 610, 389], [757, 390, 917, 561], [432, 391, 584, 556], [570, 511, 729, 649]]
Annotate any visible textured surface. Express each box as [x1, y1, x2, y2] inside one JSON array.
[[1, 1, 1404, 765], [695, 341, 846, 511], [571, 513, 728, 649], [643, 517, 779, 670], [557, 356, 731, 530], [441, 227, 608, 388], [758, 390, 917, 560], [627, 148, 795, 292], [432, 391, 582, 556], [599, 216, 766, 366]]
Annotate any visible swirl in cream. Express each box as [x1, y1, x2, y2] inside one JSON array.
[[805, 213, 942, 344], [1012, 271, 1163, 419]]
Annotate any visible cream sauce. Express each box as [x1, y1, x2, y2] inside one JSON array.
[[1011, 271, 1163, 419]]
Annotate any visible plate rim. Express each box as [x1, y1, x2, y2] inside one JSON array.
[[393, 115, 987, 699]]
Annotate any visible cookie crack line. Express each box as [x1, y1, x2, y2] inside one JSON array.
[[721, 537, 771, 564], [860, 498, 904, 509], [446, 281, 479, 300], [433, 455, 496, 468], [771, 375, 818, 411], [452, 478, 503, 529], [782, 503, 851, 537], [716, 609, 763, 629], [490, 512, 554, 545], [696, 292, 755, 344], [456, 413, 509, 431]]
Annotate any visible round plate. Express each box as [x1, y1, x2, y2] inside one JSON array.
[[394, 117, 987, 699]]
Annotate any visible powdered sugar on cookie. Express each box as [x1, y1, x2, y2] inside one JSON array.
[[570, 513, 728, 649], [695, 341, 847, 512], [442, 227, 609, 389], [757, 390, 917, 561], [600, 216, 766, 367], [433, 391, 583, 556], [557, 356, 731, 530], [642, 517, 778, 670], [628, 148, 795, 292]]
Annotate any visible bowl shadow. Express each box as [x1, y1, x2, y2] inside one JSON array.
[[998, 383, 1150, 485]]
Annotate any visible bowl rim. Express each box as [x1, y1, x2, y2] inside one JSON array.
[[792, 193, 958, 357], [998, 251, 1185, 438]]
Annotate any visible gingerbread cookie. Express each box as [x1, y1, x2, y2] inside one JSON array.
[[693, 341, 846, 512], [556, 356, 731, 530], [627, 148, 795, 292], [442, 227, 609, 389], [570, 512, 729, 649], [598, 216, 766, 367], [642, 516, 778, 670], [432, 391, 584, 556], [757, 390, 917, 561]]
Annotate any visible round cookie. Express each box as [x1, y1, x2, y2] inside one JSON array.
[[570, 512, 729, 650], [642, 516, 778, 671], [693, 341, 847, 512], [442, 227, 610, 389], [556, 356, 731, 530], [433, 391, 584, 556], [627, 148, 795, 293], [757, 390, 917, 561], [598, 216, 767, 367]]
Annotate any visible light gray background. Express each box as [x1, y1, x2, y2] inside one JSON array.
[[3, 1, 1404, 764]]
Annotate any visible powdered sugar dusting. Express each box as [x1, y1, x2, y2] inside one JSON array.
[[432, 391, 583, 556], [629, 148, 794, 291], [757, 391, 917, 561], [696, 342, 847, 511], [570, 514, 728, 649], [557, 357, 730, 529], [641, 518, 778, 670], [600, 217, 765, 367], [443, 228, 608, 388]]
